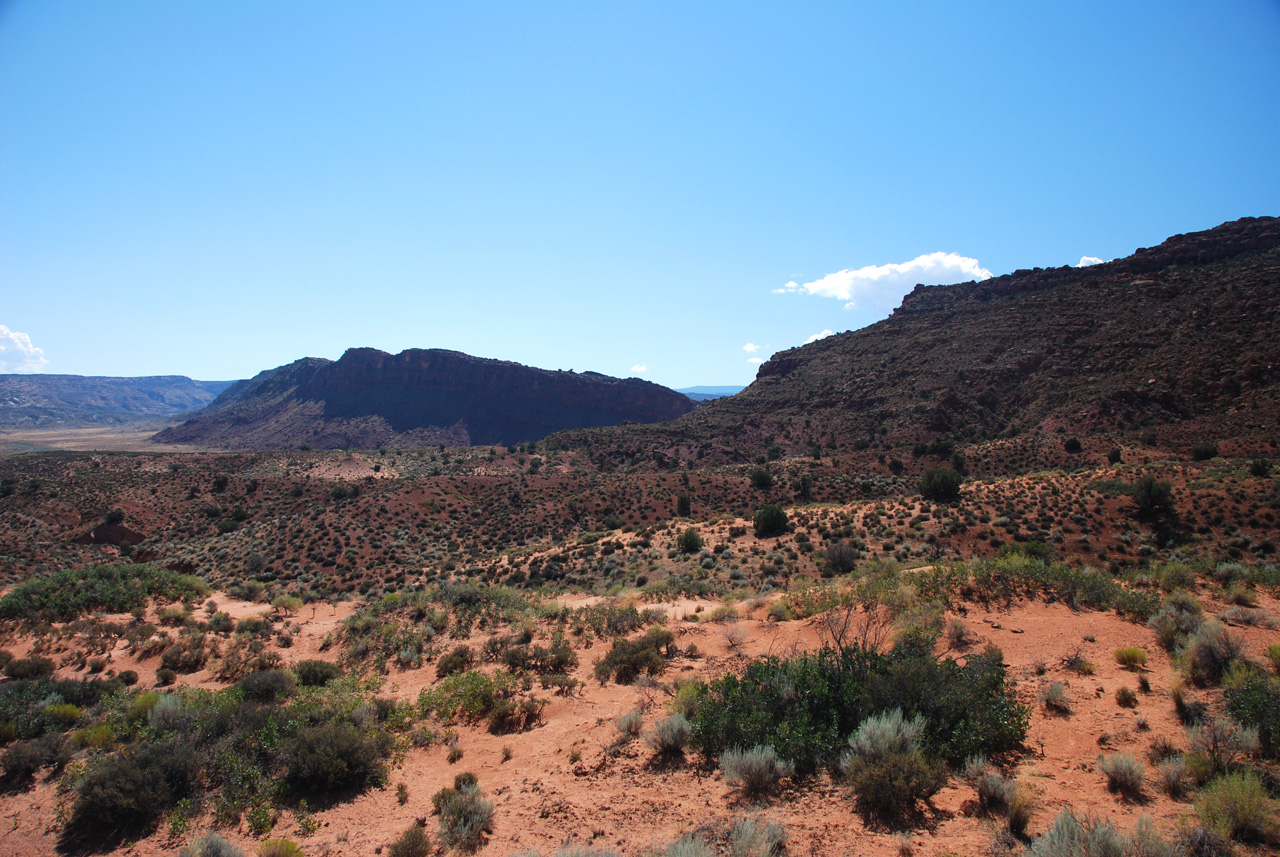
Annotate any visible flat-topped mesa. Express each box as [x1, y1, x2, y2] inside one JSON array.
[[895, 215, 1280, 316], [152, 347, 697, 450]]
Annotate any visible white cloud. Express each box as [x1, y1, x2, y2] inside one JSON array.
[[747, 357, 763, 364], [742, 343, 760, 353], [805, 329, 834, 344], [629, 364, 647, 374], [777, 252, 992, 310], [1076, 255, 1105, 267], [0, 325, 48, 372]]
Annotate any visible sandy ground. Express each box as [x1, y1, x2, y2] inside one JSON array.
[[3, 584, 1276, 857], [0, 426, 208, 455]]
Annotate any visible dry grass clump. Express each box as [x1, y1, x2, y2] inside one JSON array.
[[1098, 753, 1145, 799]]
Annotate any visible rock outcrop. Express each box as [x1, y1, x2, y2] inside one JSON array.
[[152, 348, 697, 450]]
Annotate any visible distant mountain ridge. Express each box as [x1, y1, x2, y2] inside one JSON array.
[[550, 216, 1280, 461], [0, 374, 233, 428], [677, 386, 745, 401], [152, 347, 698, 449]]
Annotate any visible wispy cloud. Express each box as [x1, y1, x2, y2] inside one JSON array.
[[805, 329, 834, 344], [742, 343, 760, 353], [1076, 255, 1105, 267], [747, 357, 763, 365], [0, 325, 48, 372], [629, 364, 647, 373], [776, 252, 992, 310]]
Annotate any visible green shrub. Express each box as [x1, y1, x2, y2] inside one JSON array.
[[1249, 458, 1273, 478], [419, 670, 515, 723], [1191, 441, 1219, 461], [388, 823, 432, 857], [689, 644, 1026, 777], [720, 745, 792, 797], [728, 815, 787, 857], [1147, 591, 1202, 651], [283, 723, 386, 794], [1132, 475, 1174, 516], [438, 784, 494, 852], [1185, 620, 1247, 686], [1063, 437, 1082, 454], [4, 656, 55, 680], [1187, 717, 1260, 775], [593, 627, 675, 684], [1041, 682, 1070, 714], [156, 667, 178, 686], [436, 645, 475, 679], [237, 669, 296, 703], [2, 734, 66, 780], [840, 709, 944, 823], [644, 713, 692, 759], [160, 636, 209, 673], [294, 659, 342, 687], [1115, 687, 1138, 708], [1195, 771, 1275, 843], [1114, 647, 1148, 670], [749, 468, 774, 490], [257, 839, 304, 857], [919, 467, 962, 500], [1027, 809, 1132, 857], [66, 739, 197, 840], [1225, 670, 1280, 757], [1098, 753, 1145, 798], [1157, 757, 1190, 799], [677, 528, 704, 554], [180, 832, 246, 857], [752, 505, 789, 538], [615, 709, 644, 742], [0, 564, 208, 622], [1107, 447, 1123, 464]]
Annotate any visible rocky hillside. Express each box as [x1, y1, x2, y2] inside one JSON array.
[[551, 216, 1280, 462], [0, 374, 232, 427], [151, 348, 698, 450]]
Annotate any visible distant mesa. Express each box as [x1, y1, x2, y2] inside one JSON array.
[[151, 347, 698, 450], [0, 374, 232, 428], [677, 386, 745, 402]]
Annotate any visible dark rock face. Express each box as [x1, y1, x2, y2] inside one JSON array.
[[152, 348, 697, 450], [0, 375, 232, 427], [550, 216, 1280, 459]]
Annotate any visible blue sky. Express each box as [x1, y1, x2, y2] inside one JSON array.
[[2, 2, 1278, 387]]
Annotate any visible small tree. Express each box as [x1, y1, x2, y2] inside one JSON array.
[[1132, 475, 1173, 516], [676, 493, 691, 517], [1063, 437, 1082, 454], [1249, 458, 1273, 478], [1191, 441, 1219, 461], [753, 505, 789, 538], [677, 527, 704, 554], [919, 467, 962, 500], [104, 508, 125, 526], [1107, 448, 1123, 464], [750, 468, 774, 490]]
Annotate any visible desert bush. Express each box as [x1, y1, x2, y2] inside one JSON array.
[[615, 709, 643, 742], [2, 733, 66, 780], [283, 723, 386, 794], [437, 783, 494, 852], [728, 815, 787, 857], [1191, 442, 1219, 461], [677, 528, 704, 554], [593, 627, 675, 684], [1249, 458, 1273, 478], [67, 739, 197, 838], [919, 467, 962, 501], [160, 635, 209, 673], [1027, 809, 1135, 857], [180, 832, 246, 857], [294, 659, 342, 687], [645, 713, 692, 759], [1116, 687, 1139, 708], [485, 696, 546, 734], [1187, 717, 1260, 775], [419, 670, 516, 723], [1041, 682, 1071, 714], [257, 840, 304, 857], [689, 643, 1026, 777], [1157, 757, 1190, 799], [1132, 475, 1173, 516], [156, 667, 178, 686], [238, 669, 296, 703], [1184, 621, 1248, 686], [436, 644, 475, 679], [0, 564, 208, 623], [753, 505, 789, 538], [388, 822, 432, 857], [1114, 647, 1148, 670], [4, 656, 55, 680], [1148, 591, 1203, 651], [1225, 670, 1280, 758], [1195, 770, 1275, 843], [824, 541, 859, 576], [1098, 753, 1145, 798], [841, 709, 945, 824], [720, 745, 792, 797]]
